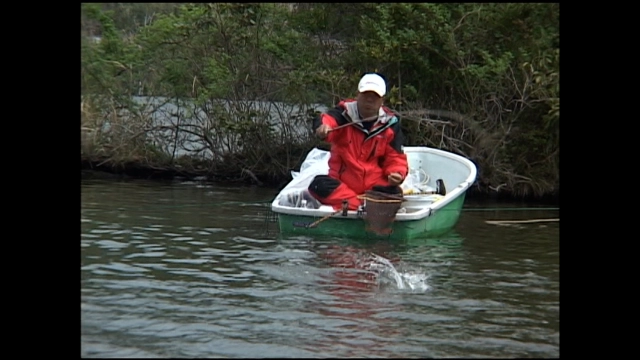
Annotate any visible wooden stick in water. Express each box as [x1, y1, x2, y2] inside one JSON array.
[[485, 218, 559, 225]]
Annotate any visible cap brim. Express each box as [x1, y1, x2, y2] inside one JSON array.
[[359, 88, 385, 97]]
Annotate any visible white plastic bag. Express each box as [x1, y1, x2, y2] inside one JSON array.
[[401, 168, 435, 194], [287, 148, 330, 188], [279, 148, 330, 207], [290, 147, 330, 179]]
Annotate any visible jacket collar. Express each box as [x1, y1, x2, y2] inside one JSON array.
[[342, 101, 395, 125], [340, 101, 398, 139]]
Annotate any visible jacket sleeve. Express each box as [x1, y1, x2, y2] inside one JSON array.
[[381, 121, 409, 179]]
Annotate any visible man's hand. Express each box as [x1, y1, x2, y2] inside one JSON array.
[[388, 172, 403, 186], [316, 124, 332, 139]]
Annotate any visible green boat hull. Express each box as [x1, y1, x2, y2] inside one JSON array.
[[277, 192, 467, 241]]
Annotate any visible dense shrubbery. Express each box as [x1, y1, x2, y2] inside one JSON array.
[[81, 3, 558, 199]]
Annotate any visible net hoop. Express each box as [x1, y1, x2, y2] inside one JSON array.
[[358, 190, 405, 235]]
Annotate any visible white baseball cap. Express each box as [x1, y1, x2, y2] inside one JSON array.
[[358, 73, 386, 97]]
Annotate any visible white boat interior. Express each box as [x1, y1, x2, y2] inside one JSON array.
[[271, 146, 477, 221]]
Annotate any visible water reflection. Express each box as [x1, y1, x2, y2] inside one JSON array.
[[279, 242, 408, 357]]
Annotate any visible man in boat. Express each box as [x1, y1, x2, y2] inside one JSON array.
[[308, 72, 409, 211]]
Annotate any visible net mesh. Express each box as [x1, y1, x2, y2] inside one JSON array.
[[359, 190, 405, 235]]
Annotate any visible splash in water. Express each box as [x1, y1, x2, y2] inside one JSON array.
[[321, 245, 430, 292], [368, 253, 430, 292]]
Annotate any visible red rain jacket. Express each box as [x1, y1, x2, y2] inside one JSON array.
[[314, 99, 408, 195]]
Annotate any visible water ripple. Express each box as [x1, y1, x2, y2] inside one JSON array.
[[81, 179, 559, 358]]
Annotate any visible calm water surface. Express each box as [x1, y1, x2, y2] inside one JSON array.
[[81, 178, 559, 358]]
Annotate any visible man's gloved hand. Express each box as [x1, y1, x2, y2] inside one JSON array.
[[388, 172, 403, 186]]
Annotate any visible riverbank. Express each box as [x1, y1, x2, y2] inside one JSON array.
[[81, 160, 559, 206]]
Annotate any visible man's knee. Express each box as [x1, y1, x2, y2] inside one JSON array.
[[308, 175, 341, 198]]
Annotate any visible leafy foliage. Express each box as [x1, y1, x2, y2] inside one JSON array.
[[81, 3, 559, 198]]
